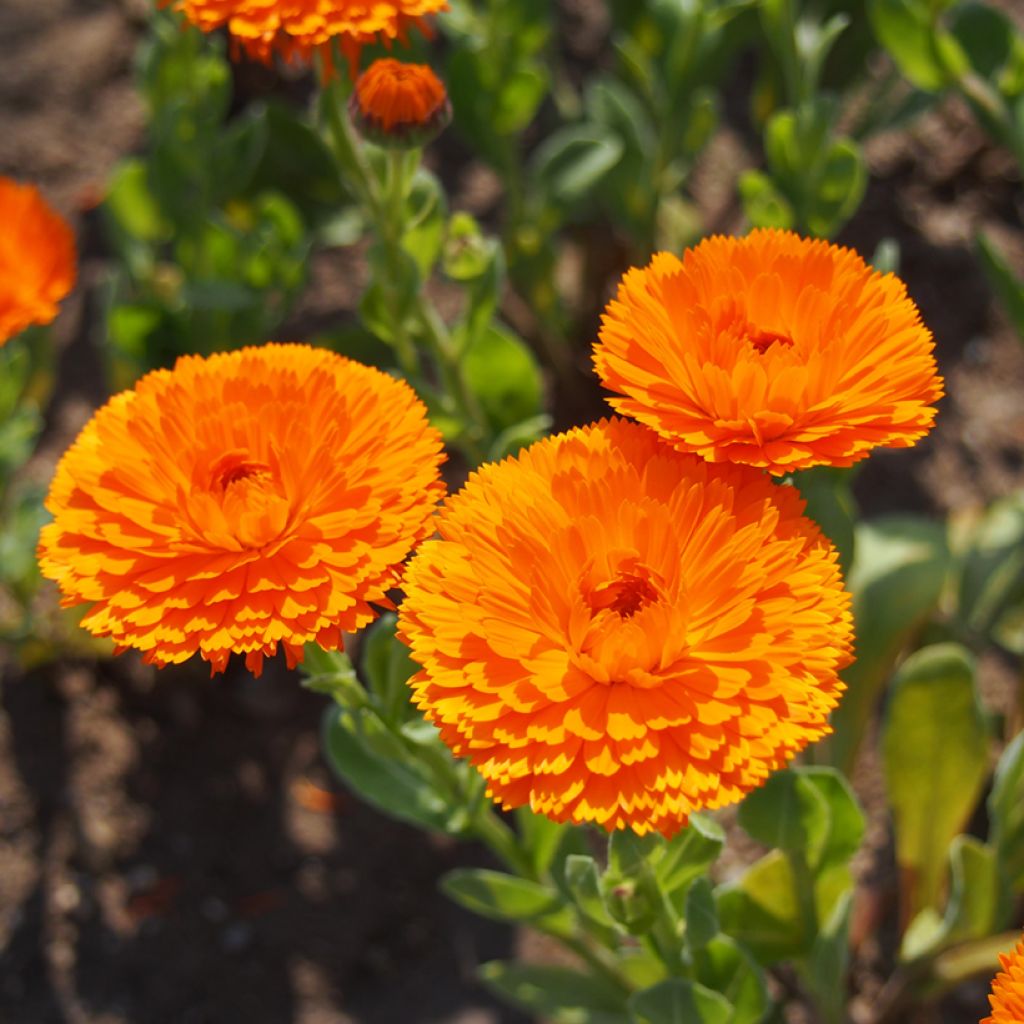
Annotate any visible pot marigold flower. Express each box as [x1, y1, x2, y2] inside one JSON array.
[[351, 58, 451, 146], [168, 0, 448, 77], [0, 178, 76, 345], [38, 343, 445, 677], [398, 418, 853, 836], [593, 229, 943, 475], [983, 937, 1024, 1024]]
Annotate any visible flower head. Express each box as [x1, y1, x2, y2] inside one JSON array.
[[168, 0, 448, 77], [983, 937, 1024, 1024], [398, 418, 853, 836], [593, 229, 943, 475], [351, 58, 451, 146], [38, 343, 445, 676], [0, 178, 76, 345]]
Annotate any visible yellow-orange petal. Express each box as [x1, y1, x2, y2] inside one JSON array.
[[351, 58, 450, 145], [398, 417, 853, 837], [38, 343, 446, 676], [983, 937, 1024, 1024], [167, 0, 448, 78], [593, 228, 943, 475], [0, 178, 76, 345]]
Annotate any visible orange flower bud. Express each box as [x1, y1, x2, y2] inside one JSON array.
[[350, 59, 451, 147]]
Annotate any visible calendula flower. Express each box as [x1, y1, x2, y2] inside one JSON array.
[[38, 343, 445, 677], [398, 418, 853, 836], [983, 937, 1024, 1024], [0, 178, 76, 345], [168, 0, 448, 77], [350, 58, 451, 146], [593, 229, 942, 475]]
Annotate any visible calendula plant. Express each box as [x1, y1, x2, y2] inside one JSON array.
[[14, 0, 1024, 1022]]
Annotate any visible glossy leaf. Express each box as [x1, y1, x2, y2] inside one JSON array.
[[691, 936, 769, 1024], [685, 877, 719, 952], [462, 324, 543, 433], [868, 0, 962, 90], [361, 613, 417, 724], [442, 868, 571, 932], [881, 644, 989, 916], [738, 769, 830, 861], [481, 961, 629, 1020]]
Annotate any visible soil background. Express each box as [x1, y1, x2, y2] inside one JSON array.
[[2, 1, 1024, 1023]]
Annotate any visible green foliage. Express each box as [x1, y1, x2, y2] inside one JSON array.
[[989, 731, 1024, 903], [881, 644, 990, 919], [629, 979, 732, 1024], [976, 232, 1024, 339], [828, 516, 951, 771], [480, 961, 630, 1023]]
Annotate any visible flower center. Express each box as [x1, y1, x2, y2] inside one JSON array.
[[209, 450, 274, 492], [587, 570, 660, 619], [198, 448, 289, 549], [747, 327, 793, 354]]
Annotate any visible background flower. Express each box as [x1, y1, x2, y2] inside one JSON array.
[[399, 418, 853, 836], [350, 58, 451, 146], [168, 0, 448, 76], [594, 229, 943, 475], [38, 343, 445, 676], [0, 177, 76, 345], [983, 937, 1024, 1024]]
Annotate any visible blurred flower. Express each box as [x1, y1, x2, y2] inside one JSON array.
[[39, 343, 445, 677], [983, 937, 1024, 1024], [399, 418, 852, 836], [350, 58, 451, 147], [593, 228, 942, 475], [168, 0, 448, 77], [0, 178, 76, 345]]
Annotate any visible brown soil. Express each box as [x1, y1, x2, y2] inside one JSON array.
[[1, 1, 1023, 1023]]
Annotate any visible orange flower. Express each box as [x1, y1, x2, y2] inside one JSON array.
[[0, 178, 76, 345], [593, 229, 943, 475], [398, 418, 853, 836], [984, 938, 1024, 1024], [351, 59, 451, 145], [38, 343, 445, 677], [168, 0, 448, 77]]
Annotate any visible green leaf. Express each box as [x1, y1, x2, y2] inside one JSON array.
[[950, 3, 1015, 83], [401, 170, 447, 277], [805, 890, 853, 1021], [956, 491, 1024, 639], [531, 125, 625, 207], [481, 961, 629, 1021], [462, 324, 543, 433], [361, 612, 417, 724], [359, 246, 420, 347], [657, 812, 725, 899], [737, 769, 830, 862], [989, 730, 1024, 899], [104, 159, 169, 242], [442, 868, 572, 932], [808, 137, 866, 237], [881, 643, 989, 917], [515, 805, 567, 877], [685, 877, 719, 952], [443, 212, 496, 281], [798, 767, 865, 872], [629, 979, 732, 1024], [716, 851, 809, 962], [829, 516, 950, 772], [868, 0, 960, 91], [322, 705, 470, 834], [976, 232, 1024, 338], [691, 936, 768, 1024], [565, 854, 618, 929], [739, 171, 794, 229]]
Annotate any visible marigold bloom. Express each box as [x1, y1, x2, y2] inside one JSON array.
[[351, 58, 451, 146], [984, 938, 1024, 1024], [0, 178, 76, 345], [38, 343, 445, 677], [593, 229, 943, 475], [398, 418, 853, 836], [168, 0, 448, 77]]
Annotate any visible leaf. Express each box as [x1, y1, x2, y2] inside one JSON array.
[[976, 232, 1024, 338], [868, 0, 961, 91], [739, 170, 794, 230], [442, 868, 572, 933], [737, 769, 830, 862], [565, 854, 617, 929], [691, 936, 768, 1024], [322, 705, 470, 835], [685, 877, 719, 952], [515, 805, 567, 877], [829, 516, 950, 773], [629, 979, 732, 1024], [798, 767, 865, 872], [480, 961, 629, 1020], [808, 137, 866, 237], [792, 468, 856, 575], [657, 812, 725, 899], [361, 612, 417, 724], [531, 125, 625, 207], [805, 890, 853, 1022], [881, 643, 989, 917], [462, 324, 543, 433], [104, 159, 170, 242], [989, 730, 1024, 900]]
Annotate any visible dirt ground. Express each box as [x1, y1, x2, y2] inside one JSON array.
[[1, 1, 1024, 1022]]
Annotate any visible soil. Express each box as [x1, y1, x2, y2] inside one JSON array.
[[1, 1, 1024, 1023]]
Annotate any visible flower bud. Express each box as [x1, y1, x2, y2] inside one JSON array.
[[350, 58, 452, 148]]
